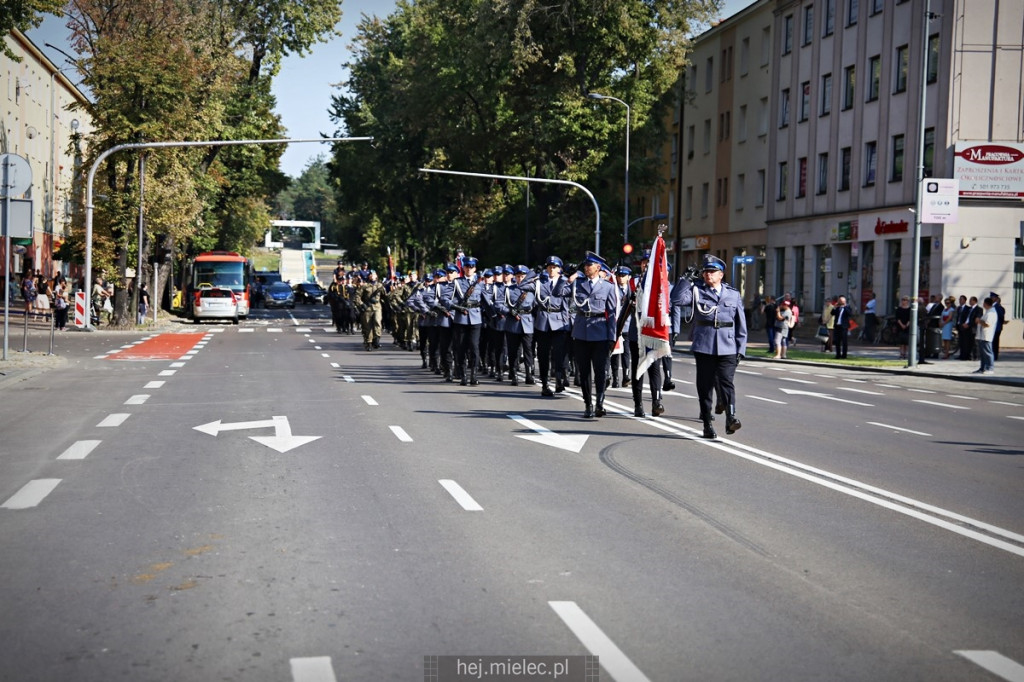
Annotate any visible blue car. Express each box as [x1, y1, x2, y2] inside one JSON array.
[[264, 281, 296, 309]]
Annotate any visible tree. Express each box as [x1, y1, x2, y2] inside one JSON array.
[[276, 156, 339, 241], [1, 0, 63, 60]]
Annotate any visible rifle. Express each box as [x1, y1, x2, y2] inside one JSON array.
[[615, 288, 637, 340], [508, 275, 539, 319], [452, 277, 480, 314]]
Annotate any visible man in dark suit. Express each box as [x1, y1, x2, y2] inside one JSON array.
[[831, 295, 851, 359]]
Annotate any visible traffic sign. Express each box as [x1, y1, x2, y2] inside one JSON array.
[[0, 153, 32, 197], [733, 255, 756, 265], [921, 179, 959, 223]]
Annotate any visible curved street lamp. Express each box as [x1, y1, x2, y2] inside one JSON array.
[[588, 92, 631, 245]]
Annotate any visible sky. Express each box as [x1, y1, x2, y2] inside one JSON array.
[[27, 0, 753, 179]]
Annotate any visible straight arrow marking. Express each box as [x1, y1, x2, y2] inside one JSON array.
[[509, 415, 589, 453]]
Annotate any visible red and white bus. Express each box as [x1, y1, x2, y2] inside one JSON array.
[[186, 251, 253, 318]]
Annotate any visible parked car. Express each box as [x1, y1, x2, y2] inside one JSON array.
[[264, 281, 296, 309], [192, 286, 239, 324], [294, 281, 327, 305]]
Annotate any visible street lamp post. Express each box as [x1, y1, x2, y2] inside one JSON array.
[[82, 136, 371, 329], [625, 212, 668, 250], [588, 93, 631, 245]]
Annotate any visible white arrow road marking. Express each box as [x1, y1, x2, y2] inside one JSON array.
[[866, 422, 932, 437], [193, 416, 321, 453], [778, 388, 873, 407], [509, 415, 589, 453], [955, 651, 1024, 682], [2, 479, 61, 509], [290, 656, 337, 682], [779, 377, 817, 384], [439, 480, 483, 511], [549, 601, 651, 682], [835, 386, 884, 395]]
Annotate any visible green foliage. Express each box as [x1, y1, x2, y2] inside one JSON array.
[[1, 0, 63, 60], [329, 0, 720, 269]]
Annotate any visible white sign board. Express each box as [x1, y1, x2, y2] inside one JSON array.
[[0, 198, 33, 238], [953, 141, 1024, 198], [921, 179, 959, 223]]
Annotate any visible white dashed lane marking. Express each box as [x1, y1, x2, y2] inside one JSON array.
[[158, 370, 176, 377], [439, 479, 483, 511], [2, 479, 62, 509], [290, 656, 337, 682], [361, 395, 378, 406], [913, 400, 969, 410], [145, 381, 165, 389], [836, 386, 884, 395], [549, 601, 651, 682], [866, 422, 932, 437], [97, 413, 130, 427], [389, 425, 413, 442], [124, 395, 150, 405], [58, 440, 102, 460], [747, 395, 787, 404]]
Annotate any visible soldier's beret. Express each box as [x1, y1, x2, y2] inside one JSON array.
[[702, 255, 726, 271]]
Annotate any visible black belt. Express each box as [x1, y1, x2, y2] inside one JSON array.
[[696, 320, 733, 328], [579, 311, 606, 318], [544, 306, 562, 313], [462, 303, 480, 309]]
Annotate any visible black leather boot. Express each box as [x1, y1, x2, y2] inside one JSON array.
[[594, 398, 606, 418], [555, 377, 565, 393], [633, 402, 646, 418], [702, 418, 718, 439], [469, 368, 479, 386], [652, 401, 665, 417], [525, 374, 536, 386], [510, 373, 519, 386], [726, 405, 742, 435], [584, 402, 595, 419], [541, 381, 554, 397]]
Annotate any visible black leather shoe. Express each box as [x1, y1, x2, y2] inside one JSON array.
[[726, 416, 742, 435], [595, 402, 606, 418], [510, 376, 519, 386], [633, 404, 646, 418], [525, 376, 536, 386], [702, 423, 718, 439], [555, 379, 565, 393], [611, 379, 619, 388], [663, 380, 676, 391], [652, 401, 665, 417], [584, 404, 595, 419], [622, 378, 631, 388], [541, 383, 554, 397]]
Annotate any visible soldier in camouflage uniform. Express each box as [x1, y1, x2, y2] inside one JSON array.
[[356, 270, 385, 350]]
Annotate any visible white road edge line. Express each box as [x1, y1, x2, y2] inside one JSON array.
[[954, 651, 1024, 682], [866, 422, 932, 437], [549, 601, 651, 682], [1008, 416, 1024, 421], [2, 479, 62, 509], [361, 395, 378, 406], [289, 656, 338, 682], [389, 425, 412, 442], [439, 479, 483, 511], [58, 440, 102, 460]]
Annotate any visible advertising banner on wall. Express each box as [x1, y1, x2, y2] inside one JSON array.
[[953, 141, 1024, 198]]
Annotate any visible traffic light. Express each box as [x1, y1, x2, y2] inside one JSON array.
[[622, 243, 633, 255]]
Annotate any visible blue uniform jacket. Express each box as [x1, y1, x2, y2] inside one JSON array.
[[533, 276, 572, 332], [429, 281, 454, 328], [447, 275, 484, 325], [670, 278, 748, 357], [498, 282, 536, 334], [570, 277, 617, 342], [482, 283, 506, 330]]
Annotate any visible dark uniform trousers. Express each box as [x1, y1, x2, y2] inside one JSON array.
[[575, 341, 611, 407], [453, 324, 483, 377], [506, 332, 534, 381], [628, 340, 662, 403], [536, 329, 568, 383], [695, 352, 738, 422]]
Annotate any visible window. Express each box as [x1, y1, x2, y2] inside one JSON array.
[[847, 0, 859, 25], [703, 119, 712, 154], [761, 26, 771, 65], [705, 57, 714, 92], [687, 125, 695, 158], [721, 47, 733, 82], [803, 6, 814, 45], [839, 145, 856, 188], [756, 169, 766, 206], [783, 15, 793, 54], [719, 111, 731, 141], [843, 65, 855, 109], [778, 161, 788, 200], [871, 0, 883, 14], [758, 97, 769, 135], [797, 157, 808, 197], [780, 88, 790, 127], [817, 153, 829, 194], [800, 81, 811, 121], [867, 55, 880, 101], [924, 127, 935, 177], [736, 173, 745, 210], [894, 45, 908, 93], [717, 177, 729, 206], [685, 186, 693, 219], [840, 147, 852, 190], [689, 65, 698, 93], [701, 182, 709, 217], [821, 73, 833, 115], [927, 34, 939, 83], [891, 134, 904, 181], [864, 141, 877, 185], [823, 0, 835, 36], [740, 37, 750, 75], [738, 104, 748, 141]]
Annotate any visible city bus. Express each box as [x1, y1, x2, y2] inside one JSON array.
[[186, 251, 253, 319]]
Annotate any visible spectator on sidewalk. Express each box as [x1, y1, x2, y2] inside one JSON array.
[[862, 293, 878, 343], [20, 274, 37, 320], [991, 292, 1005, 361], [974, 297, 997, 375], [940, 296, 956, 359], [957, 295, 978, 361], [763, 295, 778, 355], [832, 295, 851, 359], [822, 296, 836, 352], [52, 276, 69, 330], [787, 294, 800, 348], [773, 300, 792, 359], [895, 296, 912, 360]]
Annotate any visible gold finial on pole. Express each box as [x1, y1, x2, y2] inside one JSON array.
[[656, 223, 668, 237]]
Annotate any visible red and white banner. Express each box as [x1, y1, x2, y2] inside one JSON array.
[[635, 235, 671, 379]]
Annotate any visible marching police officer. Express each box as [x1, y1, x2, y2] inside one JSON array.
[[670, 254, 747, 439], [447, 256, 484, 386], [498, 265, 537, 386], [533, 256, 572, 396], [568, 252, 617, 418]]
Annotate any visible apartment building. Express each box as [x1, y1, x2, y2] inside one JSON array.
[[2, 28, 91, 280]]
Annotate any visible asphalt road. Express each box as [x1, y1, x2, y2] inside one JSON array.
[[1, 305, 1022, 682]]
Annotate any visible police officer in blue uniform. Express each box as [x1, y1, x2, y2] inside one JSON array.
[[447, 256, 484, 386], [498, 265, 537, 386], [533, 256, 572, 396], [670, 254, 748, 439], [568, 252, 618, 418]]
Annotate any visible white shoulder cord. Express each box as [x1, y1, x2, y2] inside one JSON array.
[[570, 279, 592, 312]]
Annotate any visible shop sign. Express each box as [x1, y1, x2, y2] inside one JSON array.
[[874, 218, 909, 235], [831, 220, 859, 242], [695, 235, 710, 249], [954, 141, 1024, 198], [679, 237, 695, 250]]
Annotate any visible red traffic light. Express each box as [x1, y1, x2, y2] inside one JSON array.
[[622, 243, 633, 255]]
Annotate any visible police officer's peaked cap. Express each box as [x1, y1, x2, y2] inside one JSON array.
[[545, 255, 564, 268], [424, 272, 434, 282], [615, 265, 632, 276], [434, 269, 446, 278], [395, 271, 403, 277], [504, 265, 515, 275], [702, 255, 726, 271], [641, 249, 651, 260], [514, 264, 530, 275], [464, 256, 478, 267], [491, 265, 503, 274], [581, 251, 607, 266], [445, 262, 459, 272], [482, 268, 494, 277]]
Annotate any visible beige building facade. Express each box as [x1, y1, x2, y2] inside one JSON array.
[[2, 28, 91, 281]]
